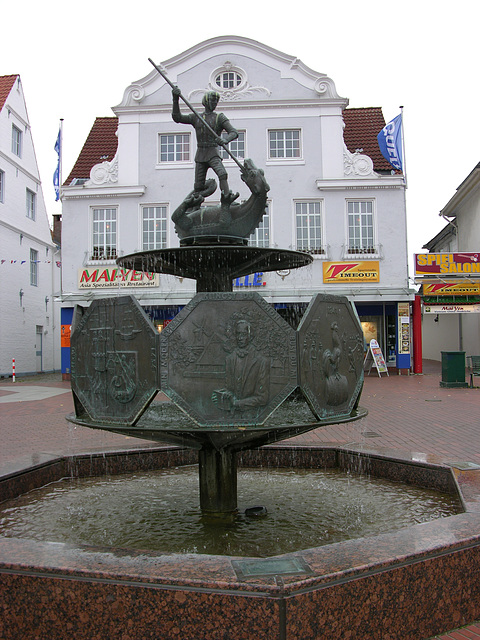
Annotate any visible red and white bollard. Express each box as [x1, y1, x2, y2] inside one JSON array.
[[12, 358, 15, 383]]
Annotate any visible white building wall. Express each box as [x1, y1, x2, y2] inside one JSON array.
[[0, 76, 58, 376], [423, 165, 480, 360], [61, 37, 411, 338], [422, 314, 460, 360]]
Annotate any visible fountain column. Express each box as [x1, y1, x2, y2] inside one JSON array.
[[198, 447, 237, 514]]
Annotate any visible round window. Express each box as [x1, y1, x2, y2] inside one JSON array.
[[215, 72, 242, 89]]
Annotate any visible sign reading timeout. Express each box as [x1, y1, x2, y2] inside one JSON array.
[[323, 261, 379, 283]]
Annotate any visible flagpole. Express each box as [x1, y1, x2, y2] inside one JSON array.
[[399, 106, 407, 189], [59, 118, 64, 200]]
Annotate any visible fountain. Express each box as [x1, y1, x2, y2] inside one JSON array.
[[67, 75, 367, 518], [2, 74, 480, 640]]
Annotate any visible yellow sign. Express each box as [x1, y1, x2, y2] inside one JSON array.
[[323, 261, 379, 283], [415, 253, 480, 275], [423, 282, 480, 296]]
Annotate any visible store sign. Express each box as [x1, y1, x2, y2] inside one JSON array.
[[364, 339, 389, 377], [233, 272, 266, 287], [415, 253, 480, 275], [78, 268, 159, 289], [397, 302, 410, 355], [60, 324, 71, 348], [423, 282, 480, 296], [323, 261, 380, 283], [423, 304, 480, 314]]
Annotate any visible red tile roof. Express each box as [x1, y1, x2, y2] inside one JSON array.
[[343, 107, 396, 173], [64, 117, 119, 185], [65, 107, 395, 183], [0, 75, 18, 112]]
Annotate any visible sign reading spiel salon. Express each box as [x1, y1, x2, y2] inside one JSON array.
[[415, 253, 480, 275], [78, 267, 159, 289]]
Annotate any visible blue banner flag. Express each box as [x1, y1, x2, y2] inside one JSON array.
[[53, 128, 61, 201], [377, 114, 403, 172]]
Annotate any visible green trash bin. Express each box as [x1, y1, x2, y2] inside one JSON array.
[[440, 351, 468, 388]]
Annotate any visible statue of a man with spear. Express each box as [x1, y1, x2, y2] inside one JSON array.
[[148, 59, 244, 222], [172, 86, 239, 202], [148, 58, 269, 239]]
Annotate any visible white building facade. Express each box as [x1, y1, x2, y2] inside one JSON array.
[[60, 37, 413, 375], [0, 75, 60, 377], [420, 162, 480, 360]]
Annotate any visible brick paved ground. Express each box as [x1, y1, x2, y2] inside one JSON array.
[[1, 360, 479, 639]]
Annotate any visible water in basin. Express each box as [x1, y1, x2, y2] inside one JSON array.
[[0, 466, 462, 558]]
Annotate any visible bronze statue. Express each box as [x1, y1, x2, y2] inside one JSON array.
[[148, 58, 269, 242], [172, 86, 239, 204]]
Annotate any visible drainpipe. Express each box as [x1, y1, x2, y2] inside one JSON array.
[[412, 294, 423, 374]]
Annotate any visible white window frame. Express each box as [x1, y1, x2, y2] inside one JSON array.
[[0, 169, 4, 203], [209, 64, 247, 98], [26, 188, 36, 220], [12, 124, 22, 157], [215, 71, 242, 89], [346, 199, 378, 257], [219, 130, 246, 161], [157, 132, 191, 165], [249, 203, 270, 248], [30, 248, 38, 286], [142, 205, 168, 250], [267, 129, 303, 163], [295, 200, 325, 255], [91, 207, 117, 261]]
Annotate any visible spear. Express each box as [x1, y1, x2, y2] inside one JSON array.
[[148, 58, 247, 176]]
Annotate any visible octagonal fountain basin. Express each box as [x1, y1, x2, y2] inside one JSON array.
[[1, 445, 480, 640]]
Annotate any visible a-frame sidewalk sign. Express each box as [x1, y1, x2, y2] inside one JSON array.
[[364, 338, 389, 377]]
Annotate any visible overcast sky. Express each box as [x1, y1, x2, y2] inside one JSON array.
[[2, 0, 478, 274]]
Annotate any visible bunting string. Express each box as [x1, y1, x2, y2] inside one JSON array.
[[0, 259, 61, 266]]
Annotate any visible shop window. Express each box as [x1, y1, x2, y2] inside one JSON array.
[[296, 201, 323, 254], [215, 71, 242, 89], [219, 131, 245, 160], [158, 133, 190, 163], [347, 200, 376, 254], [92, 208, 117, 260], [30, 248, 38, 286], [12, 124, 22, 157], [268, 130, 301, 159], [249, 204, 270, 247], [142, 206, 167, 250], [26, 189, 36, 220], [386, 315, 397, 363]]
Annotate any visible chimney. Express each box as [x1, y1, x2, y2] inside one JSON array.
[[52, 214, 62, 246]]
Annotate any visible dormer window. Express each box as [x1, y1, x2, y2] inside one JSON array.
[[209, 63, 246, 97], [215, 71, 242, 89]]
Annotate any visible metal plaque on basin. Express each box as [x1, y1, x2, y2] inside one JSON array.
[[160, 292, 297, 427], [232, 556, 313, 580], [297, 294, 365, 420], [70, 296, 159, 425]]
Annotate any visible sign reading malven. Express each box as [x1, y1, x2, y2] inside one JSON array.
[[415, 253, 480, 276], [78, 268, 159, 289], [323, 261, 380, 283], [423, 304, 480, 314]]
